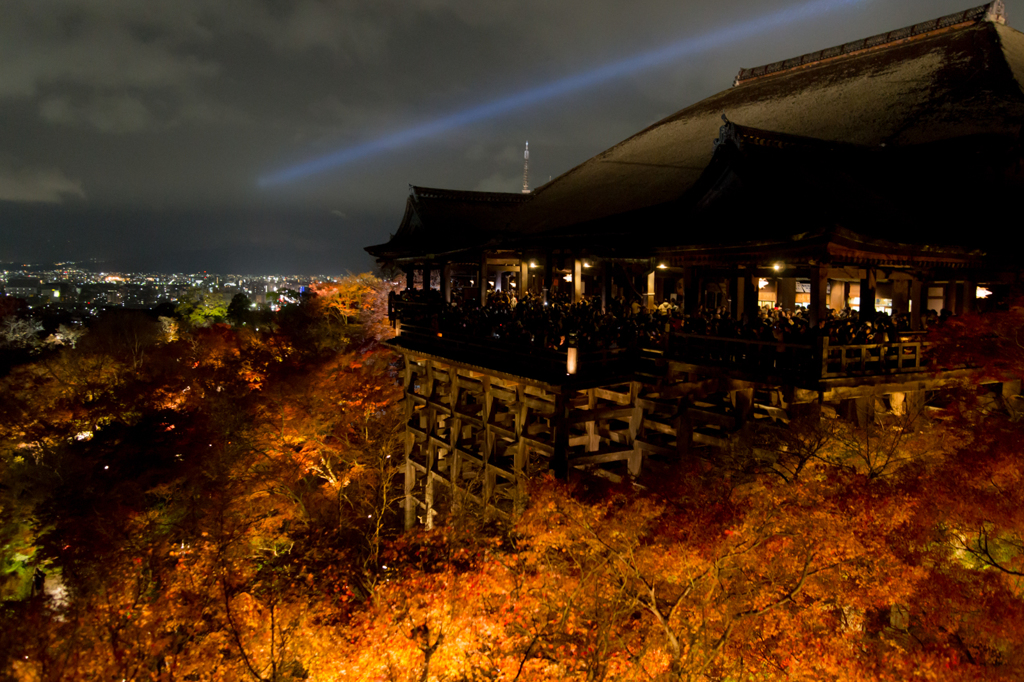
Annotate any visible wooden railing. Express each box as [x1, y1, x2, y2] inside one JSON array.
[[821, 338, 929, 378], [665, 333, 818, 377], [393, 323, 633, 381], [391, 312, 936, 383], [665, 332, 933, 380]]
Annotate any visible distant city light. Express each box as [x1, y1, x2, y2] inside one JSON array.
[[258, 0, 867, 185]]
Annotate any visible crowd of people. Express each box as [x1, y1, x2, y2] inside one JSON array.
[[391, 287, 949, 354]]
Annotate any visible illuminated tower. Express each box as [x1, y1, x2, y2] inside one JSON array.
[[522, 141, 530, 194]]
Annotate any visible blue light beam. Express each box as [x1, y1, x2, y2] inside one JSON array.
[[259, 0, 868, 186]]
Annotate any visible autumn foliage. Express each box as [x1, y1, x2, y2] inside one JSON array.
[[2, 286, 1024, 680]]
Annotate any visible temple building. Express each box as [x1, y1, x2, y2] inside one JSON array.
[[366, 2, 1024, 528]]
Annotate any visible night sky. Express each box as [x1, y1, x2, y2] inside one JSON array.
[[2, 0, 1019, 275]]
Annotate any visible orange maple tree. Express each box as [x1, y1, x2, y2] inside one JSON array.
[[4, 281, 1024, 681]]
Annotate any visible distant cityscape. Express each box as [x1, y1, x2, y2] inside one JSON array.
[[1, 260, 335, 315]]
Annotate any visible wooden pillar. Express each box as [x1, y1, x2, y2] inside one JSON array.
[[628, 382, 643, 477], [789, 400, 821, 424], [422, 363, 437, 530], [442, 263, 452, 303], [403, 356, 423, 529], [728, 273, 753, 320], [601, 265, 611, 312], [476, 376, 494, 518], [586, 389, 599, 452], [943, 281, 958, 314], [683, 268, 700, 316], [892, 279, 910, 315], [829, 279, 845, 312], [514, 384, 529, 514], [404, 431, 416, 530], [959, 280, 976, 314], [841, 396, 875, 429], [910, 278, 924, 330], [448, 374, 462, 509], [519, 261, 529, 298], [889, 392, 906, 416], [674, 405, 692, 459], [479, 254, 488, 306], [1003, 379, 1021, 398], [573, 258, 583, 303], [732, 388, 755, 427], [543, 255, 553, 305], [645, 270, 656, 311], [552, 392, 569, 479], [777, 277, 797, 311], [905, 390, 926, 419], [810, 266, 828, 328], [731, 273, 743, 320], [744, 273, 759, 321], [860, 269, 877, 322]]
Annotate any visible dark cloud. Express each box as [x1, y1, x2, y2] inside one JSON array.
[[0, 165, 86, 203], [2, 0, 1019, 273]]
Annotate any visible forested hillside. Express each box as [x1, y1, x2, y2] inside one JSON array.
[[2, 280, 1024, 681]]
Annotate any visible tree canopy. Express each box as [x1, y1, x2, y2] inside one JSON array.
[[2, 282, 1024, 681]]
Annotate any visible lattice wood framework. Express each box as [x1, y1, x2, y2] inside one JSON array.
[[397, 346, 980, 527], [398, 349, 790, 528]]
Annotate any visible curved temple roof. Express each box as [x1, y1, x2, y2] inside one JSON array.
[[368, 2, 1024, 263]]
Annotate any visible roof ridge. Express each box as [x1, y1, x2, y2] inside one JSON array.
[[410, 185, 532, 204], [715, 117, 872, 152], [734, 1, 1006, 86]]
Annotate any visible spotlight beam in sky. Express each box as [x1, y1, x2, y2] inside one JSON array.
[[259, 0, 869, 186]]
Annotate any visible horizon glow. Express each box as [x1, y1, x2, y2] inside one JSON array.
[[259, 0, 869, 186]]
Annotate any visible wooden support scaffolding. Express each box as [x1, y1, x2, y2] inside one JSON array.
[[397, 335, 1003, 527]]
